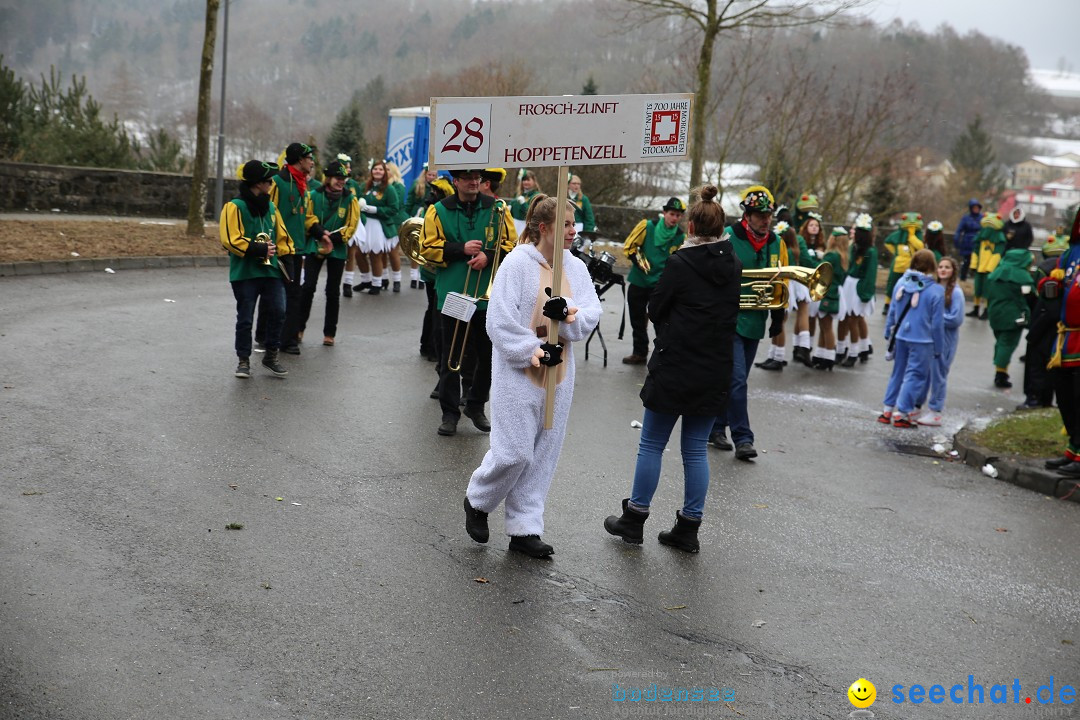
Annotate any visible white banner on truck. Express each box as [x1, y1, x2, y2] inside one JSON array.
[[429, 93, 693, 169]]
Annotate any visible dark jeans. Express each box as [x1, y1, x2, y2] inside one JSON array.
[[1022, 334, 1055, 406], [278, 253, 307, 347], [1053, 367, 1080, 454], [256, 254, 303, 345], [712, 334, 759, 445], [232, 276, 285, 358], [296, 254, 345, 338], [627, 282, 654, 356], [438, 311, 491, 421], [959, 250, 972, 282]]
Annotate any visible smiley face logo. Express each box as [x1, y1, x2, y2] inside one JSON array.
[[848, 678, 876, 708]]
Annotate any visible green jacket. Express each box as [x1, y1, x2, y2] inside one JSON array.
[[817, 250, 848, 315], [219, 198, 293, 283], [623, 217, 685, 289], [794, 234, 819, 269], [848, 246, 878, 302], [725, 222, 783, 340], [306, 186, 361, 261], [405, 178, 427, 218], [571, 192, 596, 233], [361, 182, 404, 238], [986, 248, 1034, 331], [270, 169, 314, 255], [510, 188, 541, 220]]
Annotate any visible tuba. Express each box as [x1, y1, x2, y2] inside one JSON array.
[[740, 263, 833, 310], [254, 232, 273, 266], [397, 217, 428, 267]]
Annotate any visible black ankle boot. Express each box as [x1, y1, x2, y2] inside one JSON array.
[[509, 535, 554, 558], [604, 499, 649, 544], [464, 497, 488, 543], [658, 511, 701, 553], [994, 371, 1012, 388], [841, 355, 858, 368]]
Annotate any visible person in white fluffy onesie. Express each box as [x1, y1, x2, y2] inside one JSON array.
[[463, 195, 602, 558]]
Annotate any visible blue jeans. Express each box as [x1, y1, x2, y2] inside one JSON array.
[[630, 409, 714, 519], [232, 277, 285, 357], [712, 334, 759, 445]]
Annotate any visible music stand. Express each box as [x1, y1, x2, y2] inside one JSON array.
[[584, 272, 625, 367]]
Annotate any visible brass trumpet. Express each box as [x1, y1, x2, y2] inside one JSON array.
[[740, 263, 833, 310], [254, 232, 273, 266], [397, 217, 428, 267]]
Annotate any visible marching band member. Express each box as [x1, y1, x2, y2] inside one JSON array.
[[272, 142, 316, 355], [510, 169, 542, 237], [621, 198, 687, 365], [840, 214, 878, 366], [220, 160, 294, 378], [709, 186, 785, 459], [406, 166, 440, 289], [385, 162, 411, 292], [419, 168, 517, 438], [358, 160, 404, 295], [811, 227, 849, 370], [298, 159, 359, 346], [568, 174, 596, 235], [755, 220, 796, 372], [1042, 207, 1080, 477], [462, 195, 601, 558], [603, 185, 739, 553]]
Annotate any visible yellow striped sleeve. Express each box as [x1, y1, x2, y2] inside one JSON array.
[[499, 204, 517, 252], [623, 219, 648, 257], [419, 204, 447, 267], [274, 209, 294, 257], [342, 196, 360, 240], [219, 202, 249, 257], [304, 193, 318, 233]]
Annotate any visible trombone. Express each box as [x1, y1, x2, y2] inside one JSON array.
[[446, 200, 508, 372], [740, 264, 833, 310]]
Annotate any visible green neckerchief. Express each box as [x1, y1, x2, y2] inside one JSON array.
[[653, 218, 679, 249]]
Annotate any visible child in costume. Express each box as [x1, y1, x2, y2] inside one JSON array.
[[1041, 207, 1080, 477], [915, 256, 965, 426], [881, 212, 924, 316], [969, 212, 1006, 319], [604, 185, 741, 553], [986, 241, 1034, 388], [811, 227, 849, 370], [463, 195, 602, 558], [879, 250, 944, 428], [840, 214, 878, 366]]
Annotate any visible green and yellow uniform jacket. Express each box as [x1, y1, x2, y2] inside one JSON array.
[[219, 198, 293, 283], [723, 221, 786, 340], [305, 186, 361, 261], [973, 227, 1006, 274], [391, 180, 410, 226], [848, 245, 879, 303], [361, 182, 404, 238], [419, 194, 517, 311], [570, 192, 596, 233], [794, 234, 819, 268], [883, 227, 924, 274], [818, 250, 848, 315], [270, 169, 314, 255], [405, 178, 427, 218], [346, 177, 363, 199], [986, 248, 1034, 331], [309, 177, 322, 192], [510, 188, 541, 221], [623, 217, 686, 289]]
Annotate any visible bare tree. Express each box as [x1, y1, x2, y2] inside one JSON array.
[[186, 0, 219, 237], [614, 0, 868, 192]]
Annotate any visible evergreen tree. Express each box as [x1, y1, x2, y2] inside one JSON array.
[[0, 56, 25, 159], [325, 99, 366, 166], [864, 161, 901, 221], [139, 127, 187, 173], [581, 76, 598, 95], [950, 115, 1002, 193]]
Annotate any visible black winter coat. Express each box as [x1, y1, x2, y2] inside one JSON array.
[[639, 240, 742, 416]]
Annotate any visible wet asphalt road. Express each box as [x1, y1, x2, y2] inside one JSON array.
[[1, 266, 1077, 720]]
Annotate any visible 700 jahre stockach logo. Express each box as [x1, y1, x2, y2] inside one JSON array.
[[642, 100, 689, 156]]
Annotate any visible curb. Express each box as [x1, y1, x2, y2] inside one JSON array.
[[953, 428, 1080, 503], [0, 255, 229, 277]]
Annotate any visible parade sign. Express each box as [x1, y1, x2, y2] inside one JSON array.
[[429, 93, 694, 169]]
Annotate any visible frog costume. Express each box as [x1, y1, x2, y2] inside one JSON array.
[[882, 212, 924, 315]]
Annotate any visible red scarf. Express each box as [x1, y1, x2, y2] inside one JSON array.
[[287, 164, 307, 196], [741, 218, 768, 252]]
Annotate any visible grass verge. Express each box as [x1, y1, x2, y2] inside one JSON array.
[[970, 408, 1067, 458]]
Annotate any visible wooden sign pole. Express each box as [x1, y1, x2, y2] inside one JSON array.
[[543, 165, 570, 430]]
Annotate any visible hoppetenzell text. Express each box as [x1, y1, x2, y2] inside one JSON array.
[[504, 144, 627, 164]]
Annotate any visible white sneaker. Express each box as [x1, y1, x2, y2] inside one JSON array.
[[909, 408, 922, 420], [918, 412, 943, 426]]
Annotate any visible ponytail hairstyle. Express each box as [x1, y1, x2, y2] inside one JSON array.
[[825, 230, 850, 271], [520, 194, 577, 245], [938, 255, 959, 309], [910, 248, 937, 276], [516, 170, 541, 197], [686, 184, 726, 238], [853, 226, 873, 262], [779, 224, 799, 264]]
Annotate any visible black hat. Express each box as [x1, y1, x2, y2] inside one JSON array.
[[241, 160, 279, 185], [449, 168, 485, 179], [285, 142, 314, 164], [323, 160, 348, 178], [662, 197, 686, 213]]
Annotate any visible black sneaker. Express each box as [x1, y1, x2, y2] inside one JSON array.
[[261, 349, 288, 377], [281, 344, 301, 355], [234, 357, 251, 378], [734, 443, 758, 461]]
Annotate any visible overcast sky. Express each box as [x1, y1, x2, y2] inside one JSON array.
[[863, 0, 1079, 71]]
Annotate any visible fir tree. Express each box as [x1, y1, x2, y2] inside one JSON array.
[[325, 99, 366, 166], [950, 115, 1002, 193], [581, 76, 598, 96], [864, 161, 901, 221]]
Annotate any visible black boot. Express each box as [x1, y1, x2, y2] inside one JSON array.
[[754, 357, 784, 371], [658, 511, 701, 553], [966, 306, 980, 318], [353, 281, 372, 291], [994, 371, 1012, 388], [603, 499, 649, 544], [464, 497, 489, 543], [261, 349, 288, 377], [1045, 456, 1073, 470], [858, 350, 870, 363], [979, 307, 988, 320], [392, 280, 401, 293], [342, 283, 353, 298], [841, 354, 858, 368], [509, 535, 554, 558], [793, 346, 811, 367]]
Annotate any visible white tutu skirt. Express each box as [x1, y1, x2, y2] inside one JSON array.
[[788, 280, 811, 310], [360, 218, 388, 254], [348, 221, 367, 248], [841, 276, 875, 317], [810, 292, 847, 318]]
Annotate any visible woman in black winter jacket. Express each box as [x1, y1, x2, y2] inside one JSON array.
[[604, 185, 742, 552]]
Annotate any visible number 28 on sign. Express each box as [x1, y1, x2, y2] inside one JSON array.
[[435, 102, 491, 165]]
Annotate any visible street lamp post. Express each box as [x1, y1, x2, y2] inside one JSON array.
[[214, 0, 230, 212]]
